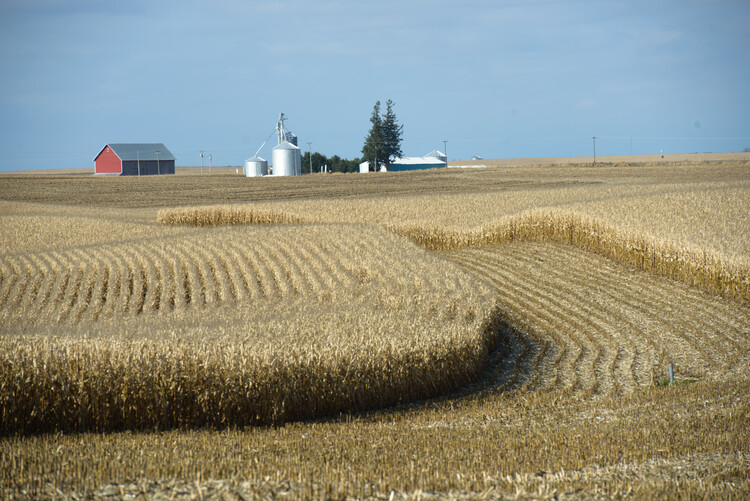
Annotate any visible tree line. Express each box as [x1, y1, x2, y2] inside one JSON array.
[[300, 152, 361, 173]]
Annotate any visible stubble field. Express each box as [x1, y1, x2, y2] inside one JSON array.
[[1, 160, 749, 499]]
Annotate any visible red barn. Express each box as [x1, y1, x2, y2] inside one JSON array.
[[94, 143, 175, 176]]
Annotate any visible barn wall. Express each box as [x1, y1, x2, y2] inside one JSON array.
[[95, 147, 121, 174], [122, 160, 175, 176]]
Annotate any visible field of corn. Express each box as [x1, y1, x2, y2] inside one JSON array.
[[1, 160, 749, 499]]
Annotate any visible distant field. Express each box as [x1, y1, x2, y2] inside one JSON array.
[[450, 151, 750, 167], [2, 151, 746, 176], [1, 162, 749, 499]]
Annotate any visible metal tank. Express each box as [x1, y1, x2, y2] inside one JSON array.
[[271, 141, 301, 176], [284, 132, 298, 146], [244, 155, 268, 177]]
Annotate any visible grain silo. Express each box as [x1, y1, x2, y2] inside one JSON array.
[[270, 113, 301, 176], [244, 155, 268, 177], [249, 113, 302, 177], [272, 141, 300, 176]]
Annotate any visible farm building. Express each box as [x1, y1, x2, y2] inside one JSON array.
[[359, 161, 384, 173], [359, 150, 447, 173], [94, 143, 175, 176]]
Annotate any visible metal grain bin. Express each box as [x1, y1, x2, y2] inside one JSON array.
[[271, 141, 301, 176], [244, 156, 268, 177]]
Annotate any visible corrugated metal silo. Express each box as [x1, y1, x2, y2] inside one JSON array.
[[244, 155, 268, 177], [271, 141, 301, 176]]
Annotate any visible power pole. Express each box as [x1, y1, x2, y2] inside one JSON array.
[[592, 136, 597, 167], [307, 142, 312, 174], [155, 150, 161, 175], [443, 140, 448, 167], [208, 153, 212, 174], [200, 150, 205, 174]]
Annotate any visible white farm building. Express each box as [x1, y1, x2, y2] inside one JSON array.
[[359, 149, 447, 173]]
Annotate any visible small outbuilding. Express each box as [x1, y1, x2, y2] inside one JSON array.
[[359, 161, 386, 173], [94, 143, 176, 176]]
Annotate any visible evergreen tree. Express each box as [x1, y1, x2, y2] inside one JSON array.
[[361, 101, 384, 171], [362, 99, 403, 171], [381, 99, 403, 168]]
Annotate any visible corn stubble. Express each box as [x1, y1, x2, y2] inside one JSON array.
[[157, 203, 750, 305], [394, 208, 750, 304], [2, 167, 749, 499]]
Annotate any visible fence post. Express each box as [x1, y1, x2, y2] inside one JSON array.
[[668, 363, 674, 384]]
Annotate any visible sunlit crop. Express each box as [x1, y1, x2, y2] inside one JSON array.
[[1, 162, 749, 499], [0, 224, 495, 434]]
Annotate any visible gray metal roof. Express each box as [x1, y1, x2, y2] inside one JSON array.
[[104, 143, 176, 161]]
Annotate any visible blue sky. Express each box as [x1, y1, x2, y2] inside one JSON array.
[[1, 0, 749, 171]]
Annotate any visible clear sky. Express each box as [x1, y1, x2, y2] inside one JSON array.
[[1, 0, 749, 171]]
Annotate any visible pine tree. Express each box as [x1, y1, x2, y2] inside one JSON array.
[[362, 101, 384, 171], [381, 99, 403, 169], [362, 99, 403, 171]]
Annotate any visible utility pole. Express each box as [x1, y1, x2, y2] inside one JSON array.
[[592, 136, 597, 167], [155, 150, 161, 175], [137, 149, 141, 177], [307, 142, 312, 174], [443, 140, 448, 168], [209, 153, 212, 174], [200, 150, 205, 174]]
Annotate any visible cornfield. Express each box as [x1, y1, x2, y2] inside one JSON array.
[[1, 162, 749, 499], [1, 224, 495, 434], [157, 204, 750, 304]]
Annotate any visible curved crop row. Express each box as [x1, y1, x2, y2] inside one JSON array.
[[0, 224, 497, 435], [0, 226, 372, 326], [154, 204, 750, 305], [445, 241, 750, 401], [393, 208, 750, 305]]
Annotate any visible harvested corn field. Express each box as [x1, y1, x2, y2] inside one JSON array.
[[1, 162, 749, 499], [0, 224, 495, 433], [1, 224, 456, 325], [444, 242, 750, 398]]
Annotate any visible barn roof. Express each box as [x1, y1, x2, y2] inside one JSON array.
[[391, 156, 446, 165], [96, 143, 176, 162]]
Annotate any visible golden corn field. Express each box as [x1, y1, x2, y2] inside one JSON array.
[[0, 223, 496, 433], [1, 160, 749, 499]]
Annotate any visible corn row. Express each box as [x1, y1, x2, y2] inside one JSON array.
[[394, 209, 750, 304]]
